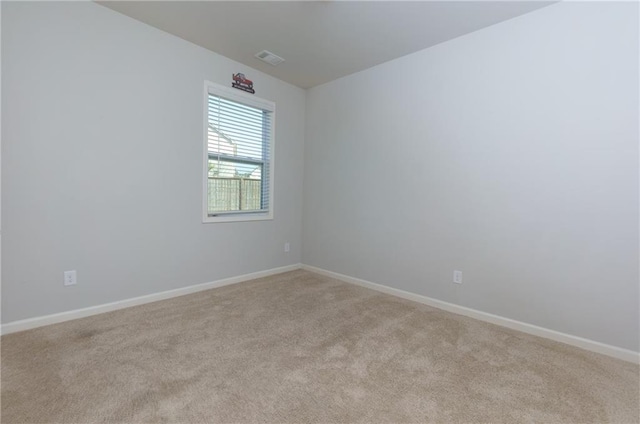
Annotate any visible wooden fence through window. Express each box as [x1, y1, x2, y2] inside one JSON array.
[[208, 177, 262, 212]]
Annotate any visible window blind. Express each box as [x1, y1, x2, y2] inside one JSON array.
[[207, 93, 272, 216]]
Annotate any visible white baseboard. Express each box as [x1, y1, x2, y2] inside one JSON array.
[[1, 263, 302, 336], [301, 264, 640, 364], [4, 262, 637, 364]]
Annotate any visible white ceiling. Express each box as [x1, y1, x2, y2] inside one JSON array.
[[98, 1, 555, 89]]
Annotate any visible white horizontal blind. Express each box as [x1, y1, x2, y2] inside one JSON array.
[[207, 92, 272, 216]]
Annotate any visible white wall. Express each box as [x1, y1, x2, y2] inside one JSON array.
[[303, 2, 639, 351], [1, 2, 305, 323]]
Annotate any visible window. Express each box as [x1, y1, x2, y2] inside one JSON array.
[[203, 82, 274, 223]]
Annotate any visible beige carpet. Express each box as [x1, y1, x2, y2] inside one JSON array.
[[2, 270, 638, 423]]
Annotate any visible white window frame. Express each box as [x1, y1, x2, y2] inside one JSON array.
[[202, 81, 275, 223]]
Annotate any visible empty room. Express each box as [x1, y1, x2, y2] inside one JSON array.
[[1, 0, 638, 423]]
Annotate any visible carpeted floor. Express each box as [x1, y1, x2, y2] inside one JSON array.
[[2, 270, 639, 423]]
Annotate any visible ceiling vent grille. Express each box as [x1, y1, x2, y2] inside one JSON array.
[[255, 50, 285, 66]]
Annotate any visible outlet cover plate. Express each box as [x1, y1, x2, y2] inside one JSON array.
[[64, 270, 77, 286], [453, 270, 462, 284]]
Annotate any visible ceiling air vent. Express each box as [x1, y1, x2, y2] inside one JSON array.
[[255, 50, 285, 66]]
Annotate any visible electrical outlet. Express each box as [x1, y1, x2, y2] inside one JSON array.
[[64, 270, 77, 286], [453, 270, 462, 284], [284, 242, 290, 253]]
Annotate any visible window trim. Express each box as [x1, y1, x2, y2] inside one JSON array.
[[202, 81, 275, 223]]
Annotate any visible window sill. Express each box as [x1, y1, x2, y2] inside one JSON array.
[[202, 212, 273, 224]]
